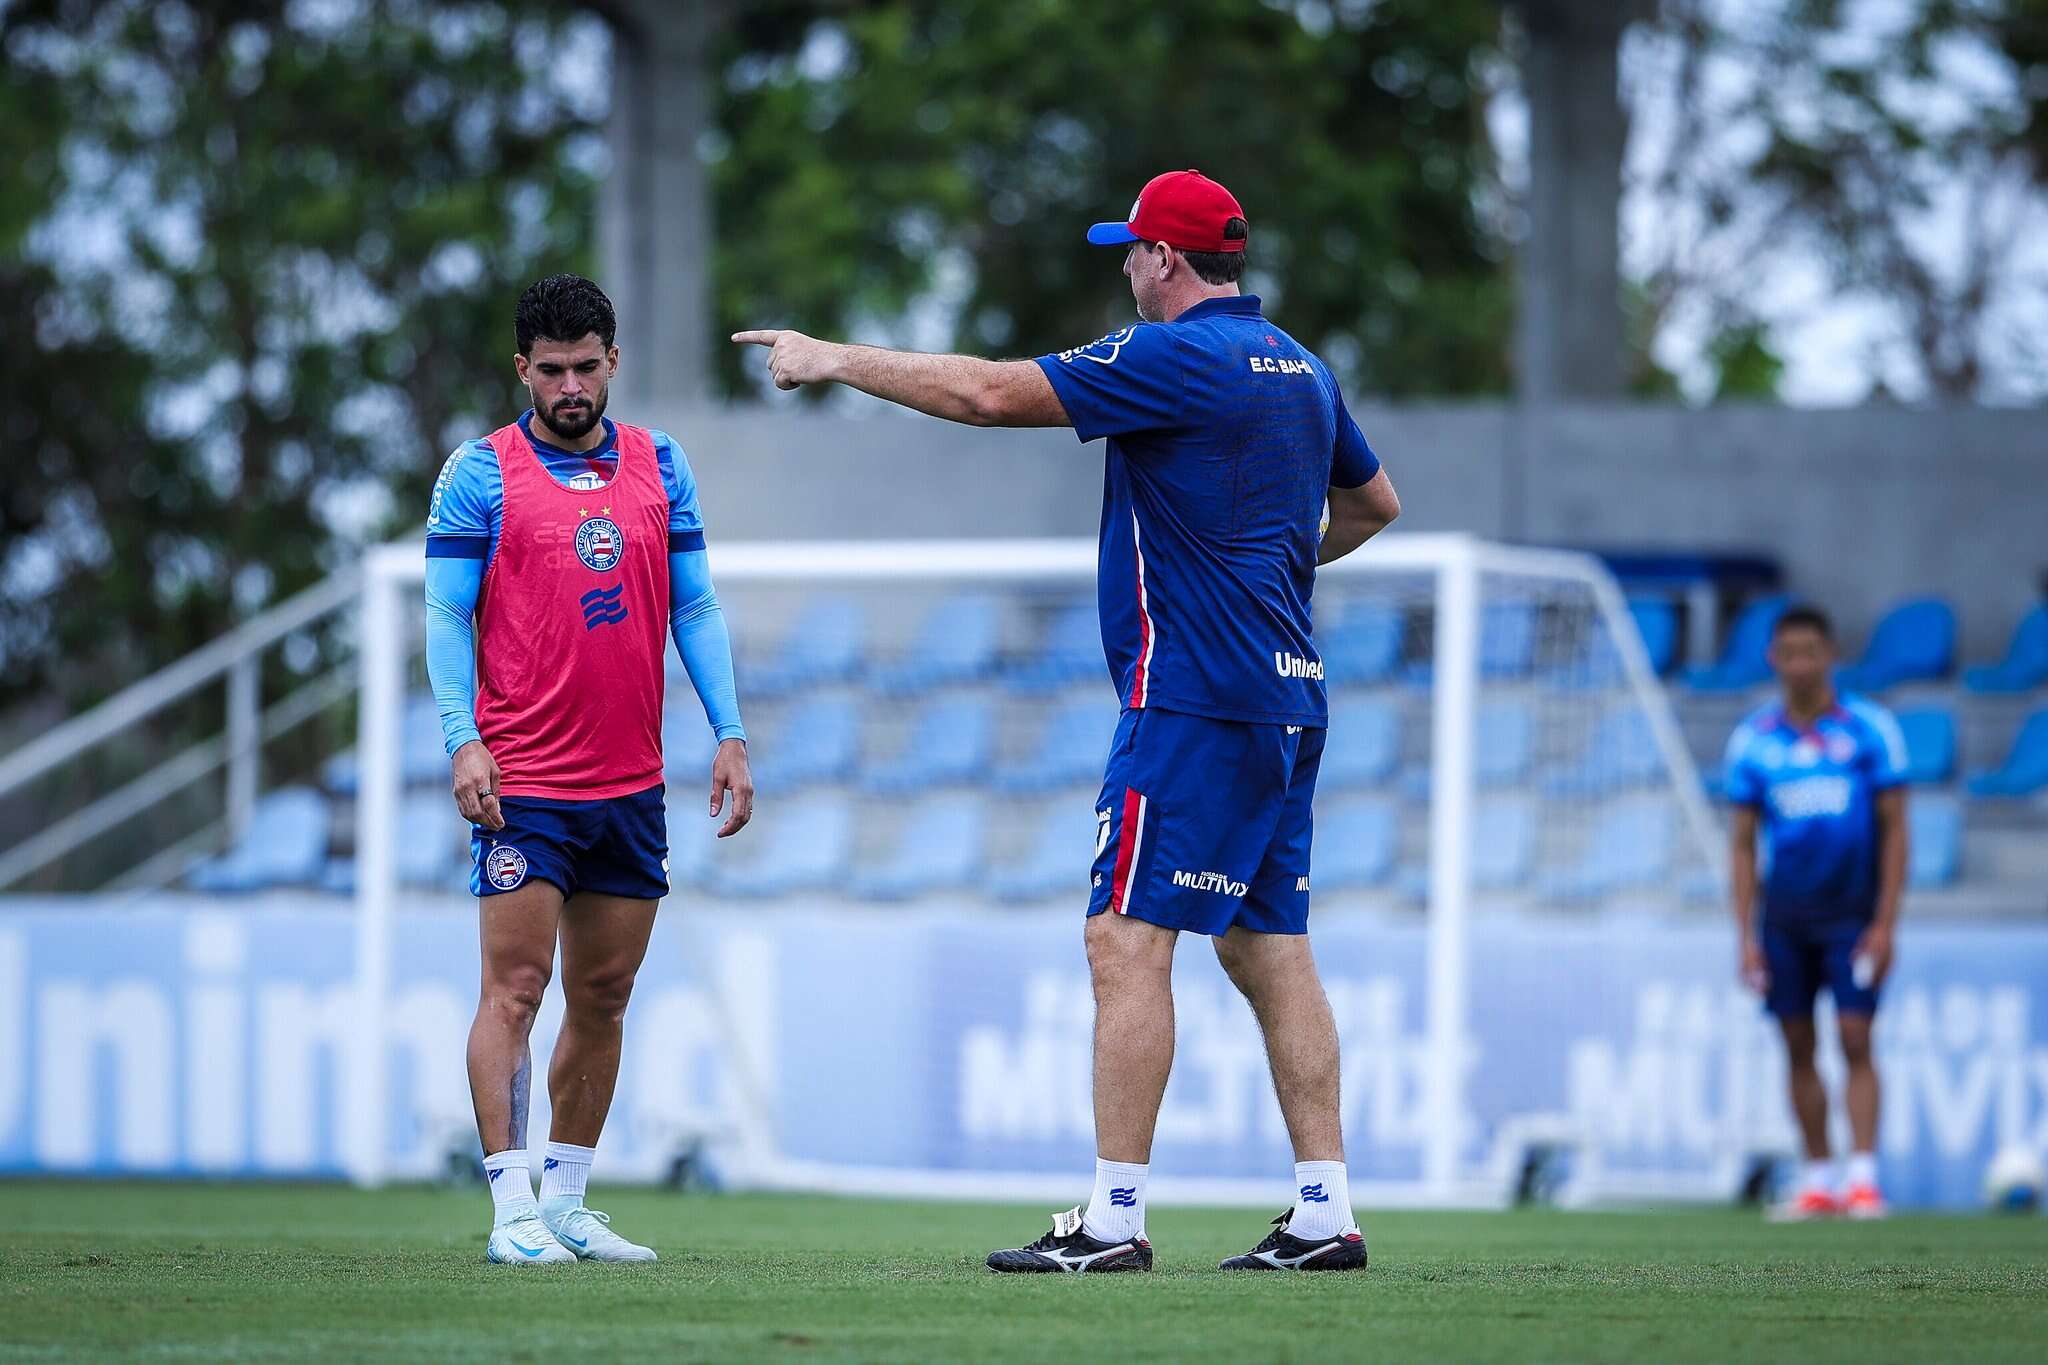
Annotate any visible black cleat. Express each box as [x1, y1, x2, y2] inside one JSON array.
[[986, 1206, 1153, 1273], [1219, 1207, 1368, 1272]]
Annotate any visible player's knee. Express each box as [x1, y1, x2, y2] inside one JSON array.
[[1837, 1018, 1875, 1067], [567, 965, 638, 1021], [1085, 913, 1172, 987], [485, 961, 551, 1025]]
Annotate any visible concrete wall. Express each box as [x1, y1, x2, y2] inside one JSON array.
[[654, 399, 2047, 657]]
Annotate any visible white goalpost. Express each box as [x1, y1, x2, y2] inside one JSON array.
[[353, 532, 1727, 1204]]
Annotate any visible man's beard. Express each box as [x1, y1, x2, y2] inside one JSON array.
[[541, 387, 607, 441]]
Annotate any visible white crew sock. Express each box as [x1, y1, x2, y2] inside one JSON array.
[[483, 1149, 536, 1222], [1801, 1158, 1837, 1195], [538, 1140, 595, 1205], [1844, 1151, 1878, 1189], [1081, 1158, 1148, 1243], [1289, 1161, 1353, 1241]]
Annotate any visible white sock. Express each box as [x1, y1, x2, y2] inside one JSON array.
[[483, 1149, 535, 1221], [539, 1140, 595, 1205], [1801, 1158, 1837, 1195], [1290, 1161, 1353, 1241], [1844, 1151, 1878, 1189], [1082, 1158, 1148, 1243]]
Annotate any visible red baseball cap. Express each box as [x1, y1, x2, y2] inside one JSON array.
[[1086, 170, 1247, 253]]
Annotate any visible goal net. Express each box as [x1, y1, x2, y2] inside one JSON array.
[[351, 533, 1733, 1206]]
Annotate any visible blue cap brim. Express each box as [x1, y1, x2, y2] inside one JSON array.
[[1086, 221, 1141, 246]]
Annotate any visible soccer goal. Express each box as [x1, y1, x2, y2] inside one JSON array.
[[352, 533, 1729, 1206]]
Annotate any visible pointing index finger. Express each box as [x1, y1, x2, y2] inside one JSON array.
[[731, 329, 781, 347]]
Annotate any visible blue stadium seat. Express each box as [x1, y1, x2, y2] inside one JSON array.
[[1005, 599, 1102, 693], [321, 790, 465, 895], [1400, 698, 1535, 800], [853, 797, 987, 900], [1894, 707, 1956, 785], [1320, 603, 1405, 686], [323, 693, 450, 794], [1967, 709, 2048, 799], [755, 696, 861, 791], [1539, 797, 1672, 902], [1313, 798, 1400, 890], [992, 698, 1114, 795], [1320, 698, 1401, 789], [664, 800, 724, 889], [869, 594, 1001, 695], [706, 796, 853, 898], [1542, 707, 1661, 797], [743, 597, 866, 698], [1683, 594, 1789, 693], [988, 801, 1097, 903], [189, 786, 331, 892], [1908, 794, 1963, 889], [1551, 599, 1680, 686], [661, 704, 719, 784], [1836, 597, 1956, 692], [1406, 603, 1538, 685], [1964, 604, 2048, 694], [1398, 796, 1537, 900], [863, 697, 994, 793]]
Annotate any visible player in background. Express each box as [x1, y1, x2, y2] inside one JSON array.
[[735, 170, 1401, 1273], [1726, 604, 1908, 1221], [425, 274, 753, 1265]]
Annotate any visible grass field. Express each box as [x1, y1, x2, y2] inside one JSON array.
[[1, 1183, 2044, 1362]]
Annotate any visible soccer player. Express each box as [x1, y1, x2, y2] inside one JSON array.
[[425, 274, 753, 1265], [1725, 604, 1908, 1220], [735, 170, 1400, 1272]]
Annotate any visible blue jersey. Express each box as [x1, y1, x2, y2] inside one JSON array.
[[425, 410, 704, 560], [1034, 295, 1380, 727], [1724, 695, 1908, 922]]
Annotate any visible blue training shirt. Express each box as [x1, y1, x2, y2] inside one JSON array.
[[1724, 694, 1908, 922], [1034, 295, 1380, 728]]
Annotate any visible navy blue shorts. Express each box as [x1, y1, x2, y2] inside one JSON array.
[[470, 785, 669, 901], [1088, 707, 1324, 937], [1760, 915, 1879, 1018]]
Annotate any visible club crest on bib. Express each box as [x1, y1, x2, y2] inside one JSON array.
[[485, 844, 528, 891], [575, 516, 624, 572]]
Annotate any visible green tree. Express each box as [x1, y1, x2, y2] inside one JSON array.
[[710, 0, 1512, 398]]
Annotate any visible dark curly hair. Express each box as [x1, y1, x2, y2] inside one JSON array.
[[515, 274, 617, 356]]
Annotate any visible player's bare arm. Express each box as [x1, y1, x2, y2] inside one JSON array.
[[1728, 803, 1766, 992], [730, 329, 1070, 428], [1317, 469, 1401, 565], [1857, 787, 1908, 985]]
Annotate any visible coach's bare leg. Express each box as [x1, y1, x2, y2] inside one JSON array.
[[1837, 1012, 1879, 1155], [468, 880, 565, 1152], [549, 892, 660, 1146], [1087, 912, 1180, 1163], [1779, 1016, 1830, 1160], [1214, 927, 1343, 1162]]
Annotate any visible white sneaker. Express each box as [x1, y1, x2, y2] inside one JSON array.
[[485, 1207, 577, 1266], [541, 1198, 658, 1263]]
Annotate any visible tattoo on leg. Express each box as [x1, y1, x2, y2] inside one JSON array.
[[509, 1051, 531, 1150]]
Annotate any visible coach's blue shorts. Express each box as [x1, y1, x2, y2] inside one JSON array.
[[470, 784, 668, 901], [1088, 707, 1324, 937], [1760, 914, 1879, 1018]]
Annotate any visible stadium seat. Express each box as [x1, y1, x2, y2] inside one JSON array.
[[1404, 699, 1534, 798], [1963, 603, 2048, 694], [1539, 796, 1672, 902], [869, 594, 1001, 695], [1836, 597, 1956, 692], [1908, 794, 1963, 889], [705, 796, 853, 898], [1550, 599, 1680, 686], [188, 786, 331, 892], [323, 693, 449, 794], [321, 790, 465, 895], [1399, 796, 1537, 900], [1682, 593, 1789, 693], [1319, 698, 1402, 789], [852, 797, 987, 900], [988, 801, 1097, 903], [1405, 603, 1538, 685], [755, 695, 861, 791], [1319, 602, 1405, 686], [1312, 798, 1400, 890], [1894, 707, 1956, 785], [664, 801, 723, 889], [1542, 707, 1661, 797], [992, 698, 1115, 795], [661, 703, 719, 784], [1004, 599, 1102, 693], [863, 697, 994, 793], [1966, 709, 2048, 799], [743, 597, 866, 698]]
